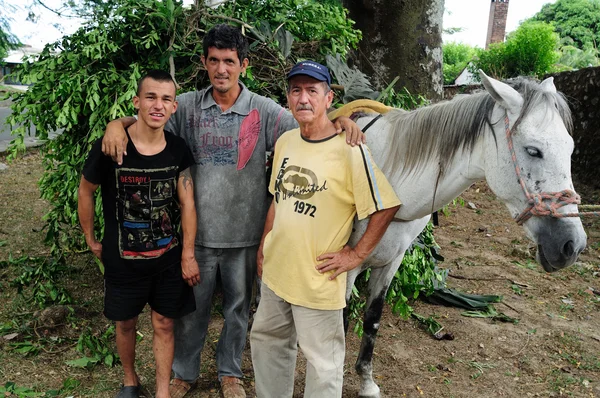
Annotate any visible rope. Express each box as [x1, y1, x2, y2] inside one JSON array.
[[504, 114, 599, 223]]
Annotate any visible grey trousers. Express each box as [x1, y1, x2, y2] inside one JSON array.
[[250, 283, 345, 398], [172, 245, 257, 382]]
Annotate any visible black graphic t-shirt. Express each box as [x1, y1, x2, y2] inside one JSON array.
[[82, 130, 194, 281]]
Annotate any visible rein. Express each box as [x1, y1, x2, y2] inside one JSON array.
[[503, 114, 600, 224]]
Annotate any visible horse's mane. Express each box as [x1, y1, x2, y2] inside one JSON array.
[[381, 77, 573, 177]]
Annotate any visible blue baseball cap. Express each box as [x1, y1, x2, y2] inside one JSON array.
[[287, 61, 332, 85]]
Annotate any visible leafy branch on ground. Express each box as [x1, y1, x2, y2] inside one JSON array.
[[6, 255, 73, 308], [348, 223, 444, 336], [66, 325, 119, 369]]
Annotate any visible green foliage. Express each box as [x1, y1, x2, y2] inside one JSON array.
[[531, 0, 600, 51], [218, 0, 360, 59], [6, 0, 360, 255], [0, 382, 42, 397], [0, 378, 80, 398], [470, 21, 560, 79], [411, 312, 443, 335], [442, 42, 476, 85], [556, 39, 600, 70], [67, 325, 118, 369], [0, 1, 21, 59], [9, 341, 41, 356], [347, 223, 443, 335], [386, 223, 442, 317], [6, 255, 73, 308], [378, 82, 429, 110]]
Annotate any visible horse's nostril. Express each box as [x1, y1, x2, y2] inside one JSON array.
[[562, 240, 575, 258]]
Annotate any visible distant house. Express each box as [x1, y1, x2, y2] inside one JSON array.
[[1, 46, 43, 85], [454, 65, 478, 86]]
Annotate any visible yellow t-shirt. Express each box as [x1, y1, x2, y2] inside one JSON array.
[[262, 129, 401, 310]]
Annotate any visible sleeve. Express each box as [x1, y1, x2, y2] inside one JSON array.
[[349, 144, 401, 220], [178, 139, 195, 171], [166, 91, 195, 138], [268, 138, 283, 195], [81, 139, 108, 185], [256, 96, 298, 151]]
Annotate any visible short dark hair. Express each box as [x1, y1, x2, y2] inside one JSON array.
[[136, 70, 176, 96], [203, 24, 249, 65]]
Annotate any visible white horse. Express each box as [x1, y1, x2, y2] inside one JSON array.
[[344, 71, 588, 397]]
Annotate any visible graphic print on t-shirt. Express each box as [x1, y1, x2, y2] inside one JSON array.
[[237, 109, 261, 170], [186, 113, 237, 166], [273, 157, 328, 203], [117, 167, 179, 260]]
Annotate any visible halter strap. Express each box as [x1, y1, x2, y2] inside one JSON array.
[[361, 114, 383, 134], [503, 113, 598, 224]]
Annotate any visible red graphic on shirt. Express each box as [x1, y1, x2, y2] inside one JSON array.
[[237, 109, 260, 170]]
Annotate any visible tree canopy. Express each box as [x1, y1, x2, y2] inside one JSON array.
[[470, 21, 559, 80], [531, 0, 600, 51]]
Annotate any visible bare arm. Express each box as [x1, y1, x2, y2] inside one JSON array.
[[257, 201, 275, 278], [333, 115, 366, 146], [316, 205, 400, 280], [77, 176, 102, 259], [177, 167, 200, 287], [101, 116, 137, 165]]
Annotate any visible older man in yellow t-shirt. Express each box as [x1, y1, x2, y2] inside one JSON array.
[[250, 61, 401, 398]]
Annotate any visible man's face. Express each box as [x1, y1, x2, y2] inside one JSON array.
[[133, 78, 178, 130], [201, 47, 248, 94], [287, 75, 333, 125]]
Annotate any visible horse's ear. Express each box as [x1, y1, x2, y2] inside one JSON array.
[[539, 76, 557, 93], [478, 69, 523, 113]]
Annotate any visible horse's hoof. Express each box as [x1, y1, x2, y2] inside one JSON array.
[[358, 386, 381, 398]]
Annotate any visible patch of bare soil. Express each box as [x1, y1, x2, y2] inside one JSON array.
[[0, 151, 599, 397], [339, 182, 600, 398]]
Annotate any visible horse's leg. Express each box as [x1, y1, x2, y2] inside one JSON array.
[[354, 216, 431, 398], [354, 264, 400, 398], [345, 267, 363, 334]]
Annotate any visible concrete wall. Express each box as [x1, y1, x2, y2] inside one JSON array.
[[549, 67, 600, 189]]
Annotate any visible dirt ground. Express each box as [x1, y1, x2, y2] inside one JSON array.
[[1, 149, 599, 398]]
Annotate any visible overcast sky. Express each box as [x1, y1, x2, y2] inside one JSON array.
[[8, 0, 557, 49], [443, 0, 557, 48]]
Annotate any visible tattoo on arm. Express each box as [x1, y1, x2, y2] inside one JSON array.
[[180, 168, 193, 191]]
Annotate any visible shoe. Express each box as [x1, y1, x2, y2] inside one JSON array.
[[169, 378, 197, 398], [115, 384, 140, 398], [221, 376, 246, 398]]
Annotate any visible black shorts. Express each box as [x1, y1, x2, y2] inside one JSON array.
[[104, 263, 195, 321]]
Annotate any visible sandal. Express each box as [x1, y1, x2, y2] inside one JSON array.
[[169, 378, 197, 398], [220, 376, 246, 398]]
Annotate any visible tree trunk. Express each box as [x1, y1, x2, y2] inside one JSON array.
[[343, 0, 444, 101]]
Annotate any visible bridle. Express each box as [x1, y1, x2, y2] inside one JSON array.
[[359, 111, 599, 225], [503, 113, 600, 225]]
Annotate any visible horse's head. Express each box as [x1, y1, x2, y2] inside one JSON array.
[[480, 70, 587, 272]]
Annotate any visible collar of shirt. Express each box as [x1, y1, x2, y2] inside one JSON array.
[[199, 82, 252, 116]]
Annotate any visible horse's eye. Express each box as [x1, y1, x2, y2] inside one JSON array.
[[525, 146, 543, 158]]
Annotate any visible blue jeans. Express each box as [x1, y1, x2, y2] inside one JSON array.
[[172, 245, 257, 382]]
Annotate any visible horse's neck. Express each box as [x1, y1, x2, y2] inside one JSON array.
[[368, 128, 486, 221]]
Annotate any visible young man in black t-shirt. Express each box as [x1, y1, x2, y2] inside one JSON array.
[[78, 70, 199, 398]]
